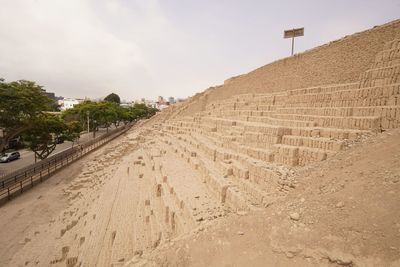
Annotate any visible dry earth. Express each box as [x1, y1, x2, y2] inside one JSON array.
[[140, 129, 400, 267], [0, 124, 399, 267]]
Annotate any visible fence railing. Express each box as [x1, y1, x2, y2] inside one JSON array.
[[0, 124, 132, 204]]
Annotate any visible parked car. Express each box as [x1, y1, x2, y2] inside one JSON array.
[[54, 137, 64, 144], [0, 151, 20, 163]]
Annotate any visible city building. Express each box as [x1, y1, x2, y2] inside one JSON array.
[[132, 95, 182, 110], [58, 98, 84, 111], [168, 97, 175, 104]]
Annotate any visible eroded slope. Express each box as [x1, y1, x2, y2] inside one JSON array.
[[134, 129, 400, 267]]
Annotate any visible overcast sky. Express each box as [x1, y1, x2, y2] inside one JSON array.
[[0, 0, 399, 101]]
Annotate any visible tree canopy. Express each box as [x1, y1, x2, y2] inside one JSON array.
[[23, 113, 82, 160], [0, 79, 158, 160], [0, 79, 53, 152], [104, 93, 120, 104], [63, 101, 158, 137]]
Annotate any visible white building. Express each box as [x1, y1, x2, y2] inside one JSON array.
[[59, 98, 83, 111], [157, 104, 169, 110], [133, 98, 158, 109], [168, 97, 175, 104]]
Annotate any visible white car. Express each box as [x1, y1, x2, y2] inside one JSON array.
[[0, 151, 21, 163]]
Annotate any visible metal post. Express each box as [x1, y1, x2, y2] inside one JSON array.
[[291, 36, 294, 56], [284, 27, 304, 57], [87, 111, 90, 135]]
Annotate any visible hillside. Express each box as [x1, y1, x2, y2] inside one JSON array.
[[0, 20, 399, 267], [132, 128, 400, 266]]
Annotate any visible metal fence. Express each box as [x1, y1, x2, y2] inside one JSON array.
[[0, 124, 132, 204]]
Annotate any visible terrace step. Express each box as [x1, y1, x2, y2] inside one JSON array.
[[360, 64, 400, 81], [273, 144, 328, 167], [270, 114, 381, 131], [281, 135, 344, 152], [374, 47, 400, 67], [168, 135, 253, 211], [276, 105, 400, 118], [167, 131, 286, 196], [287, 83, 359, 96], [383, 39, 400, 50]]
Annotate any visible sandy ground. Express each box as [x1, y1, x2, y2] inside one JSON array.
[[0, 121, 226, 266], [0, 126, 136, 266], [0, 120, 399, 267], [131, 129, 400, 267]]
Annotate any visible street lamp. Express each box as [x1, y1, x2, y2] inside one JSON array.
[[93, 120, 97, 138], [86, 111, 90, 134]]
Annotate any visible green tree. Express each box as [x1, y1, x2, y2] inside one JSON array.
[[104, 93, 120, 104], [63, 100, 102, 137], [61, 100, 158, 139], [0, 79, 52, 152], [119, 107, 132, 125], [129, 103, 158, 119], [23, 113, 80, 161], [64, 121, 83, 146], [63, 100, 118, 137], [97, 101, 118, 131]]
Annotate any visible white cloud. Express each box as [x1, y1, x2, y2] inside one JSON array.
[[0, 0, 165, 99]]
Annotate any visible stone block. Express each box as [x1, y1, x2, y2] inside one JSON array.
[[156, 184, 162, 197], [165, 206, 169, 223], [171, 212, 176, 231]]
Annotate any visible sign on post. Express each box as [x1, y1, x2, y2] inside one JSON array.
[[284, 27, 304, 56]]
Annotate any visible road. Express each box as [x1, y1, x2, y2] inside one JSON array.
[[0, 128, 112, 177]]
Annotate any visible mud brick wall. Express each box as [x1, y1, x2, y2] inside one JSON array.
[[182, 20, 400, 115]]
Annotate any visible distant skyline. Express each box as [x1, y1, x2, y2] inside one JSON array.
[[0, 0, 399, 100]]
